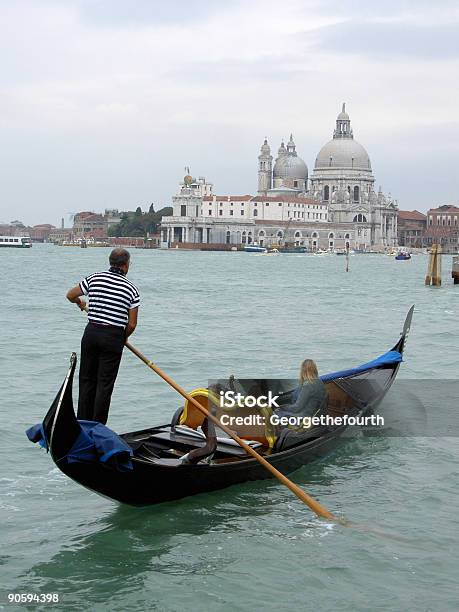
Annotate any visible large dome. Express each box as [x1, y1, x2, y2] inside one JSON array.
[[315, 138, 371, 171], [273, 154, 308, 180], [313, 104, 372, 172]]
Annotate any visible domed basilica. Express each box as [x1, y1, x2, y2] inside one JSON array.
[[162, 104, 398, 251], [257, 104, 398, 247]]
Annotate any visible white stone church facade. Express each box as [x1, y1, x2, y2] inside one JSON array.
[[161, 105, 398, 250]]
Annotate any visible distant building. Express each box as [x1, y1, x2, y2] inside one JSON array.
[[29, 224, 56, 242], [161, 176, 356, 250], [425, 205, 459, 253], [397, 211, 426, 247], [309, 104, 398, 247], [0, 222, 29, 237], [70, 209, 123, 238], [0, 224, 15, 236], [73, 211, 107, 238], [49, 228, 73, 243], [161, 104, 398, 250], [0, 222, 57, 241]]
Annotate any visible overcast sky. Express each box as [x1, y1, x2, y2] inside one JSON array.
[[1, 0, 458, 226]]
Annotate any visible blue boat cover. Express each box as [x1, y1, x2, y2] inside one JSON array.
[[321, 350, 402, 382], [26, 420, 134, 472]]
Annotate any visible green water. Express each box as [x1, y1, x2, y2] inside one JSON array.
[[1, 245, 458, 611]]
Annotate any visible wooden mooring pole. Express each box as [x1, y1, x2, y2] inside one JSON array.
[[425, 244, 442, 286], [452, 255, 459, 285]]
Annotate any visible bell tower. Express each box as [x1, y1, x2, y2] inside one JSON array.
[[257, 138, 273, 194]]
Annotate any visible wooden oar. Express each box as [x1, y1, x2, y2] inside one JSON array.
[[124, 340, 340, 522]]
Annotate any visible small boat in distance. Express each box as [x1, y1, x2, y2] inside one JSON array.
[[244, 243, 267, 253], [61, 238, 110, 248], [0, 236, 32, 248], [27, 307, 414, 507], [395, 250, 411, 260], [61, 239, 83, 247]]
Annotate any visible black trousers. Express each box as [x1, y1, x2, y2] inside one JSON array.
[[77, 323, 125, 424]]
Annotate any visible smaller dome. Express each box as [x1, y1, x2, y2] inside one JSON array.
[[273, 155, 308, 180], [184, 175, 193, 185], [277, 141, 286, 156]]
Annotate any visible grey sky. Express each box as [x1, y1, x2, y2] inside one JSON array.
[[0, 0, 458, 226]]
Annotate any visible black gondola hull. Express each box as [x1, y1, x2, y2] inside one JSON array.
[[56, 425, 350, 505]]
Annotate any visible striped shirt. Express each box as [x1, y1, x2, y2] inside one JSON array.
[[79, 269, 140, 327]]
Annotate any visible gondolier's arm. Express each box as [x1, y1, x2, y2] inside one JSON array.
[[125, 307, 138, 339], [66, 285, 86, 311]]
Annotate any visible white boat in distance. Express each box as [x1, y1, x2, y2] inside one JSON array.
[[0, 236, 32, 248]]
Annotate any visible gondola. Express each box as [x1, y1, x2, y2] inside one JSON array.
[[27, 307, 414, 506]]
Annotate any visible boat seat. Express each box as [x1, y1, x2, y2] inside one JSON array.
[[174, 425, 263, 451], [134, 444, 161, 461], [147, 458, 182, 467], [150, 429, 262, 457], [171, 388, 221, 430], [171, 388, 278, 450]]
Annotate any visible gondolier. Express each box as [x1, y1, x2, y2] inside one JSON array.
[[66, 248, 140, 424]]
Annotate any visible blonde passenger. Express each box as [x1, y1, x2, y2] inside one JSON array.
[[276, 359, 328, 420]]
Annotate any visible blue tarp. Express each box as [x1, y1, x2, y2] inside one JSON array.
[[320, 350, 402, 382], [26, 423, 49, 449], [26, 420, 134, 472]]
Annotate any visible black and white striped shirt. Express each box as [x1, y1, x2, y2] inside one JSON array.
[[79, 269, 140, 327]]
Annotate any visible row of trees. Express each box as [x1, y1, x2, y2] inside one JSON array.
[[108, 204, 172, 237]]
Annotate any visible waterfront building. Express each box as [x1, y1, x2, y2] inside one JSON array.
[[29, 224, 56, 242], [0, 221, 28, 236], [73, 211, 107, 238], [161, 104, 399, 250], [71, 209, 122, 239], [162, 177, 352, 249], [48, 227, 73, 243], [0, 223, 20, 236], [424, 205, 459, 253], [397, 211, 426, 248]]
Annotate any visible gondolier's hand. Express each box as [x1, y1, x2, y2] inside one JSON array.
[[76, 298, 86, 311]]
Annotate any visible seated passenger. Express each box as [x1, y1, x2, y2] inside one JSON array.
[[276, 359, 328, 421]]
